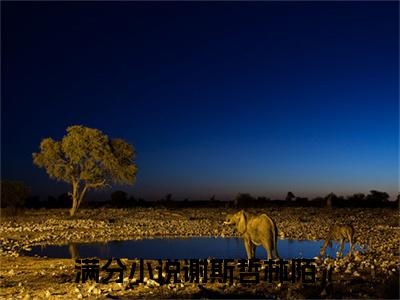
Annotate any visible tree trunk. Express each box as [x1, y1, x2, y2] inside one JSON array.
[[69, 180, 105, 216], [77, 185, 88, 210], [68, 243, 79, 259], [69, 181, 79, 217], [70, 195, 79, 217], [69, 182, 89, 217]]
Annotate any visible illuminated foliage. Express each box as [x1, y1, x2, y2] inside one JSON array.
[[33, 125, 137, 216]]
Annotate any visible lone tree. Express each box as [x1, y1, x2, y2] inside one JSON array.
[[33, 125, 137, 216], [285, 191, 295, 202], [325, 192, 336, 209]]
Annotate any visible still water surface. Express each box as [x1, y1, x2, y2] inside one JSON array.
[[27, 237, 361, 259]]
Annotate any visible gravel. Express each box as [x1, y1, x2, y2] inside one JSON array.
[[0, 207, 398, 299]]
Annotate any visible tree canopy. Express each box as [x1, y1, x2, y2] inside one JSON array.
[[33, 125, 137, 216]]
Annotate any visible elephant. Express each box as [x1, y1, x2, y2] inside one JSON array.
[[223, 210, 279, 260], [319, 224, 354, 258]]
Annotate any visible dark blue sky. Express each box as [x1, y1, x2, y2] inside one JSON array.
[[2, 2, 398, 200]]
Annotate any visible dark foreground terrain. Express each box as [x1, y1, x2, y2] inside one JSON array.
[[1, 207, 399, 299]]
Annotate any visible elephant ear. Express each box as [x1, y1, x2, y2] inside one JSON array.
[[237, 210, 247, 234]]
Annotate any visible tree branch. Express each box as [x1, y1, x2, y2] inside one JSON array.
[[77, 184, 89, 208], [86, 179, 107, 189]]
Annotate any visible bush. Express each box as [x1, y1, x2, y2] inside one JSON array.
[[1, 181, 29, 214]]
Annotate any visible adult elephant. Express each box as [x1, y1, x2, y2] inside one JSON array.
[[224, 210, 279, 260]]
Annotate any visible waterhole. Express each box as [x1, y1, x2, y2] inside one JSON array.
[[26, 237, 363, 259]]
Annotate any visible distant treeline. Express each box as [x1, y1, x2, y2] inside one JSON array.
[[2, 181, 398, 210]]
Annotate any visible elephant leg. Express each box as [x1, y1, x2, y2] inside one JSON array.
[[243, 236, 252, 260], [348, 234, 354, 255], [262, 240, 273, 260], [274, 239, 280, 259], [319, 246, 325, 258], [251, 244, 257, 259], [338, 239, 344, 258]]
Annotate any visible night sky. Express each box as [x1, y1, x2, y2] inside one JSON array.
[[2, 2, 398, 200]]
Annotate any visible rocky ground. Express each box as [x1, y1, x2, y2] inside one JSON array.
[[0, 207, 399, 299]]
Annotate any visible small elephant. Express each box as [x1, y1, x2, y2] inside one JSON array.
[[224, 210, 279, 260], [319, 224, 354, 258]]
